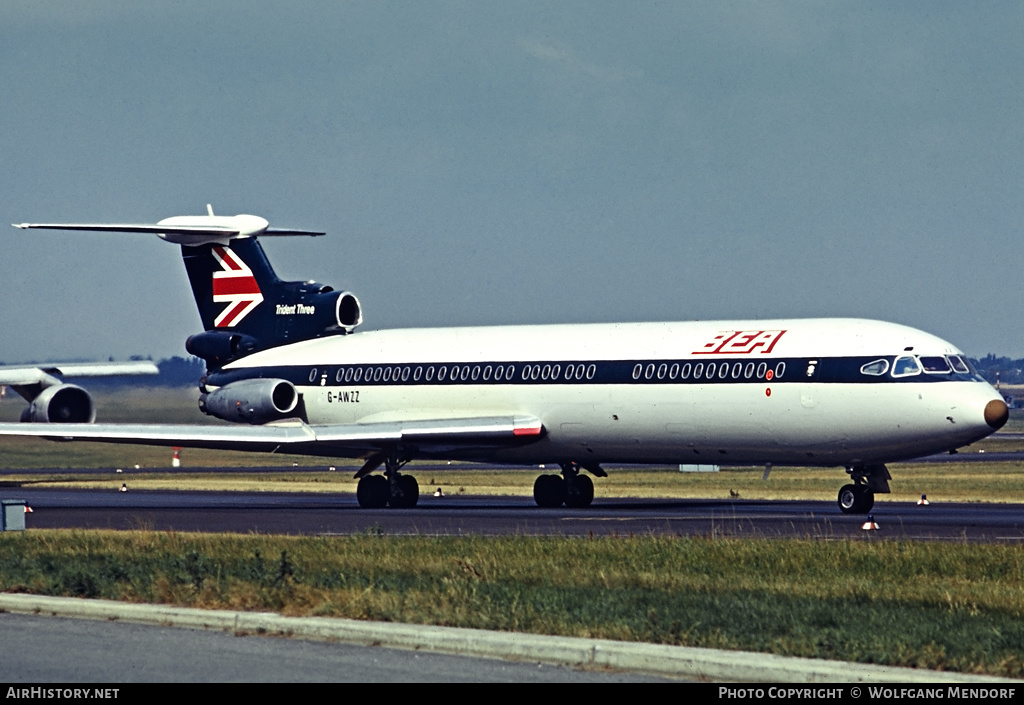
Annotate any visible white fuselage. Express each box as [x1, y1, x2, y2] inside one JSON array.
[[210, 318, 1004, 467]]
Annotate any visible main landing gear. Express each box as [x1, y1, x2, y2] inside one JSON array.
[[837, 464, 891, 514], [355, 451, 419, 508], [354, 454, 605, 510], [533, 462, 603, 508]]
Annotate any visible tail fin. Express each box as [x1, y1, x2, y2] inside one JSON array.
[[181, 238, 277, 332], [182, 238, 362, 366], [12, 209, 357, 367]]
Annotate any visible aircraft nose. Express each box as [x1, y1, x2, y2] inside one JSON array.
[[984, 398, 1009, 430]]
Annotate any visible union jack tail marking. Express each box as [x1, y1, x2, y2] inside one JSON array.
[[211, 246, 264, 327]]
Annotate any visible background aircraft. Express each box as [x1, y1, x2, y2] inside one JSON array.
[[0, 360, 159, 423]]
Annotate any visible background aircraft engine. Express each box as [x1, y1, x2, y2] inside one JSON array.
[[21, 384, 96, 423], [199, 379, 299, 424]]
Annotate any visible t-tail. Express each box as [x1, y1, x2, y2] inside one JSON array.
[[182, 236, 362, 367], [13, 206, 363, 368]]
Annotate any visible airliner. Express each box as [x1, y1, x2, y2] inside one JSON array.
[[3, 209, 1009, 513], [0, 361, 158, 422]]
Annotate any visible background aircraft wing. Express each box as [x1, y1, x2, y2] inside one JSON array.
[[0, 415, 544, 460], [0, 361, 159, 387]]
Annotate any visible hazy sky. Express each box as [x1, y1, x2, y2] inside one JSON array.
[[2, 1, 1023, 363]]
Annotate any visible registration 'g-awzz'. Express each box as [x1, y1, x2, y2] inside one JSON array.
[[4, 209, 1009, 512]]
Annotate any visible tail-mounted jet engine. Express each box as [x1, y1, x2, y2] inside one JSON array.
[[199, 379, 299, 424], [185, 289, 362, 367], [20, 384, 96, 423], [270, 285, 363, 339], [185, 331, 259, 367]]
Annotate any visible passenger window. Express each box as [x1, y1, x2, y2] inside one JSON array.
[[920, 356, 951, 374], [860, 359, 889, 376], [891, 356, 921, 378]]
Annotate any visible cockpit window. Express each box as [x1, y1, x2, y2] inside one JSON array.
[[892, 356, 921, 378], [947, 355, 970, 374], [920, 356, 952, 374], [860, 359, 889, 376]]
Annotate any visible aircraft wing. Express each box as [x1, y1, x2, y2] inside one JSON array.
[[0, 361, 159, 387], [0, 415, 544, 461]]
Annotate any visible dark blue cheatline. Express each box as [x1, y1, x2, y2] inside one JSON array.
[[207, 355, 985, 389]]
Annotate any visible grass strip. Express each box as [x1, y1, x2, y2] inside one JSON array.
[[1, 530, 1021, 677], [4, 462, 1023, 504]]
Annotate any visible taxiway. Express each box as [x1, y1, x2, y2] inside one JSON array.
[[6, 485, 1023, 541]]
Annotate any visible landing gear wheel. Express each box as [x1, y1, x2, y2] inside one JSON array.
[[357, 474, 389, 508], [838, 484, 874, 514], [390, 474, 419, 508], [565, 474, 594, 508], [533, 474, 566, 508]]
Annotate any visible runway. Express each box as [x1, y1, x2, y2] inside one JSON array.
[[6, 485, 1024, 541]]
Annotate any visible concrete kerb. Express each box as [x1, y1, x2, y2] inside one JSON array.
[[0, 593, 1016, 683]]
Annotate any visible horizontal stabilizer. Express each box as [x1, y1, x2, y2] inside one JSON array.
[[13, 215, 324, 246], [14, 223, 240, 235], [13, 223, 325, 237]]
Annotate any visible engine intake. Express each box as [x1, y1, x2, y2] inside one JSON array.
[[199, 379, 299, 424], [21, 384, 96, 423], [333, 291, 362, 332]]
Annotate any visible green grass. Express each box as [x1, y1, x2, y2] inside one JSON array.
[[1, 531, 1022, 677]]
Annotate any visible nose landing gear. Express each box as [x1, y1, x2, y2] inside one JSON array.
[[838, 484, 874, 514], [837, 464, 890, 514]]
